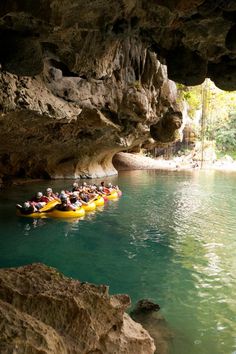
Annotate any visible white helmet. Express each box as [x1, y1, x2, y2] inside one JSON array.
[[37, 192, 43, 198], [60, 195, 67, 202], [73, 182, 78, 188], [46, 188, 52, 193]]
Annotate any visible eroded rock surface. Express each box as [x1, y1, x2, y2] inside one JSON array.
[[0, 263, 155, 354], [0, 1, 235, 89], [1, 0, 235, 180], [0, 43, 181, 179]]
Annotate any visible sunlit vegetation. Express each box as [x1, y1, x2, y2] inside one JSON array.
[[177, 80, 236, 159]]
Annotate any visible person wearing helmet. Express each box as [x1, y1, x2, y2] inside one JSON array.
[[69, 192, 82, 208], [30, 191, 49, 210], [72, 182, 79, 192], [81, 181, 89, 192], [100, 181, 110, 195], [84, 185, 98, 200], [95, 185, 107, 199], [57, 194, 77, 211], [16, 201, 37, 214], [59, 190, 66, 198], [45, 187, 59, 201], [107, 182, 113, 191], [78, 191, 90, 204]]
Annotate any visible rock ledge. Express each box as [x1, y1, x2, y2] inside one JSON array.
[[0, 263, 155, 354]]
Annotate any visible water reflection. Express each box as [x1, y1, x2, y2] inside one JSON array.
[[0, 170, 236, 354], [154, 171, 236, 354], [23, 218, 47, 235]]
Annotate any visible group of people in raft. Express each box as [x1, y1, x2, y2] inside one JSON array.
[[16, 181, 121, 215]]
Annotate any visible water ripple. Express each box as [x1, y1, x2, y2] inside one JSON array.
[[1, 170, 236, 354]]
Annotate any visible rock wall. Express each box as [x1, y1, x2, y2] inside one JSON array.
[[0, 263, 155, 354], [1, 0, 235, 179], [0, 39, 181, 179], [0, 0, 236, 90]]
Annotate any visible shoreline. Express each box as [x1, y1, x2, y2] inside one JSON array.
[[1, 153, 236, 190], [113, 152, 236, 173]]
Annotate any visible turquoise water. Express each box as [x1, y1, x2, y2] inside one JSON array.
[[0, 170, 236, 354]]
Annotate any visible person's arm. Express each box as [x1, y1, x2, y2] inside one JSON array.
[[88, 196, 96, 203], [78, 198, 88, 206], [68, 202, 77, 211], [52, 193, 60, 201]]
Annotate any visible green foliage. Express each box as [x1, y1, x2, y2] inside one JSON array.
[[215, 112, 236, 151], [177, 84, 202, 118], [177, 80, 236, 156], [216, 150, 236, 160]]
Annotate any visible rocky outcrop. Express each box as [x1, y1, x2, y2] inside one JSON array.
[[113, 152, 177, 171], [0, 263, 155, 354], [0, 42, 181, 180], [1, 0, 235, 180], [0, 1, 235, 89]]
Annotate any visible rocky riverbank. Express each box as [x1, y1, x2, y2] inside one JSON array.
[[113, 152, 236, 172]]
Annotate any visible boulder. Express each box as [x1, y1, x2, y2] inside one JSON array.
[[0, 263, 155, 354]]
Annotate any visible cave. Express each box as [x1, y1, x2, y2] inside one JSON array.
[[0, 0, 236, 181]]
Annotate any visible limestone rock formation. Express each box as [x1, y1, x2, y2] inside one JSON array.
[[0, 0, 235, 180], [0, 44, 181, 180], [0, 263, 155, 354], [113, 152, 177, 171], [0, 1, 235, 89]]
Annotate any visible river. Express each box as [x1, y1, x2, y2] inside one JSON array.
[[0, 170, 236, 354]]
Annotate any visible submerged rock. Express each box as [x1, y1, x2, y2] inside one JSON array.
[[131, 300, 173, 354], [0, 263, 155, 354], [131, 299, 161, 314]]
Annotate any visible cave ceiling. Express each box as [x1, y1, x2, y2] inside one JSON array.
[[0, 0, 236, 90], [0, 0, 236, 180]]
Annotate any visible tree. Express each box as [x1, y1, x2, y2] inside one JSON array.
[[215, 112, 236, 151], [177, 80, 236, 157]]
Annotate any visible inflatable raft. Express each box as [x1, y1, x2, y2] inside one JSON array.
[[16, 210, 47, 218], [47, 207, 85, 219], [106, 191, 119, 200], [17, 190, 122, 219], [16, 200, 59, 218], [94, 196, 105, 206], [82, 201, 96, 212]]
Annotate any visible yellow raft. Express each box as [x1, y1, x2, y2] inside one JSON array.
[[16, 200, 59, 218], [17, 191, 121, 219], [16, 210, 47, 218], [47, 207, 85, 219], [94, 196, 105, 206], [106, 191, 119, 200], [82, 201, 96, 212]]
